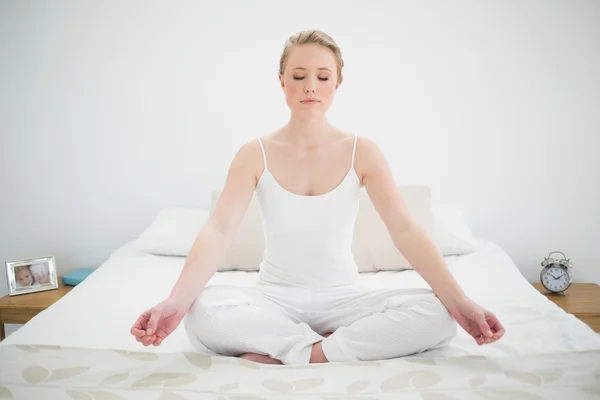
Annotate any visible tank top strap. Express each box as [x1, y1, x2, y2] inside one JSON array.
[[257, 137, 268, 170], [351, 133, 358, 169]]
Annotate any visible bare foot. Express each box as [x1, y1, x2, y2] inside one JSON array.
[[240, 353, 283, 365], [310, 341, 329, 363]]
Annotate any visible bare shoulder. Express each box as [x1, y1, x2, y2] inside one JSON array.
[[352, 135, 389, 184], [236, 137, 263, 160], [227, 137, 266, 186]]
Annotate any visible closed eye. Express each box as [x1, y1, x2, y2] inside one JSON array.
[[293, 77, 329, 81]]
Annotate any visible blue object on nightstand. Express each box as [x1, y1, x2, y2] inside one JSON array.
[[62, 268, 95, 286]]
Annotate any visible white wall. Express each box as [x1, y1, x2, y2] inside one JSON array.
[[1, 1, 599, 335]]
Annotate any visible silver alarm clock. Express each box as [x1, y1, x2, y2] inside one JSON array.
[[540, 251, 573, 294]]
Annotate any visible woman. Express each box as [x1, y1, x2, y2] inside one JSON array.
[[131, 30, 505, 365]]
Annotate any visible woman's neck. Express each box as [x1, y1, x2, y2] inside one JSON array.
[[282, 114, 336, 147]]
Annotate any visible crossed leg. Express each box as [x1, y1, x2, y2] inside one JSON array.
[[309, 287, 458, 362]]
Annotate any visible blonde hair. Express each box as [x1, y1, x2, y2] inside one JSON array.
[[279, 30, 344, 85]]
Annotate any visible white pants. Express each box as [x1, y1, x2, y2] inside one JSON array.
[[183, 283, 458, 364]]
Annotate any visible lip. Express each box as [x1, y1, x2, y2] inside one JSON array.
[[301, 99, 319, 103]]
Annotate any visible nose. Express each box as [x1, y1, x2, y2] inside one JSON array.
[[304, 81, 316, 94]]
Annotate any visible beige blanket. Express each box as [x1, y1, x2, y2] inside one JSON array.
[[0, 344, 599, 399]]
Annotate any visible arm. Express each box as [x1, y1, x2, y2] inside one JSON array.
[[356, 137, 505, 345], [357, 137, 466, 309], [167, 141, 262, 310]]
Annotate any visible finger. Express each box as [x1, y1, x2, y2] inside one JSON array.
[[133, 310, 151, 327], [146, 310, 162, 336], [142, 335, 155, 346], [153, 337, 163, 346], [477, 312, 493, 338], [489, 319, 505, 335], [483, 333, 501, 344], [131, 323, 145, 337], [131, 327, 146, 338], [477, 336, 484, 346], [479, 337, 490, 345]]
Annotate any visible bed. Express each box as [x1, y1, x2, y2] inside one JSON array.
[[1, 201, 600, 399]]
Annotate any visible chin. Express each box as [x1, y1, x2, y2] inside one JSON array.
[[295, 106, 325, 113]]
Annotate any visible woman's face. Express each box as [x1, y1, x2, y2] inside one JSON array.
[[279, 44, 341, 115]]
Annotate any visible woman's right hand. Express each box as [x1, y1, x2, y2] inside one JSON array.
[[130, 298, 188, 347]]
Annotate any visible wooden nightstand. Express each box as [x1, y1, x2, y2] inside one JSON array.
[[532, 282, 600, 333], [0, 277, 73, 340]]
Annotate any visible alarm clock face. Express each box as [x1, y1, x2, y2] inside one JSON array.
[[542, 266, 571, 292]]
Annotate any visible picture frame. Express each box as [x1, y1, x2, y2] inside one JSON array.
[[5, 255, 59, 296]]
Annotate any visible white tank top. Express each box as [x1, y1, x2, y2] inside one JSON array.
[[255, 134, 362, 288]]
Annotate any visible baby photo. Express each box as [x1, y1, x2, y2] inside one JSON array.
[[7, 256, 58, 295], [14, 265, 35, 288], [14, 262, 51, 288]]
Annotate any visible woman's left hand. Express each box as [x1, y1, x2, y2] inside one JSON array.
[[448, 297, 505, 346]]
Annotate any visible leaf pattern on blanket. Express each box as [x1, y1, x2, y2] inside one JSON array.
[[447, 355, 503, 373], [219, 383, 240, 392], [468, 375, 486, 387], [533, 368, 563, 383], [183, 352, 211, 370], [100, 373, 129, 386], [237, 358, 261, 369], [16, 344, 62, 353], [503, 370, 543, 387], [408, 358, 437, 365], [342, 360, 382, 367], [22, 365, 90, 384], [66, 389, 127, 400], [16, 345, 41, 353], [65, 390, 92, 400], [157, 392, 189, 400], [48, 367, 90, 381], [421, 393, 459, 400], [22, 366, 50, 384], [292, 378, 325, 391], [473, 389, 544, 399], [262, 380, 293, 393], [261, 378, 324, 393], [3, 345, 600, 399], [381, 370, 442, 391], [132, 373, 197, 388], [579, 386, 600, 396], [114, 350, 158, 361], [34, 344, 62, 351], [0, 386, 12, 399], [346, 380, 369, 393]]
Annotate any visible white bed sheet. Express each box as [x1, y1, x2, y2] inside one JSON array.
[[2, 238, 600, 360]]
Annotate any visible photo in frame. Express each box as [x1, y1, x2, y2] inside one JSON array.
[[5, 256, 58, 296]]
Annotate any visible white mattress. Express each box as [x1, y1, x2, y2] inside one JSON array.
[[3, 238, 600, 359]]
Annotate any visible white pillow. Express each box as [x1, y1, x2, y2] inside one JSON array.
[[352, 186, 435, 271], [136, 207, 209, 256], [136, 197, 477, 269], [432, 202, 479, 255], [210, 185, 435, 272]]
